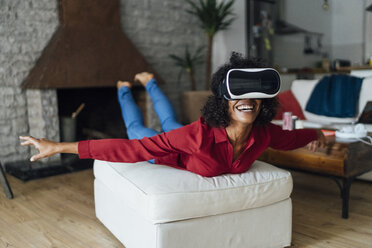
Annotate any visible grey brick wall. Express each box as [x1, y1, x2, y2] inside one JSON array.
[[26, 89, 60, 164], [120, 0, 207, 118], [0, 0, 206, 163], [0, 0, 59, 163]]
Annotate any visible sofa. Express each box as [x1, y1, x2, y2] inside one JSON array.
[[275, 75, 372, 180], [94, 160, 293, 248]]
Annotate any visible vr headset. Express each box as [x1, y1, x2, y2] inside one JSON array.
[[218, 68, 281, 100]]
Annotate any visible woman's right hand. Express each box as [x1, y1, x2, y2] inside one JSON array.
[[20, 136, 62, 162]]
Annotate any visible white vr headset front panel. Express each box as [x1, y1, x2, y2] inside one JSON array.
[[225, 68, 281, 100]]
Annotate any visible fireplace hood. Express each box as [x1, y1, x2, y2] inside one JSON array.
[[22, 0, 162, 89]]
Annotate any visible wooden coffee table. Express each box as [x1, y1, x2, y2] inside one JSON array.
[[259, 135, 372, 218]]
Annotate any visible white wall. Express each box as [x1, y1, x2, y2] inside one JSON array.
[[365, 0, 372, 62], [331, 0, 365, 64], [213, 0, 371, 69], [284, 0, 332, 45], [212, 0, 246, 72], [273, 0, 331, 68], [275, 0, 368, 67]]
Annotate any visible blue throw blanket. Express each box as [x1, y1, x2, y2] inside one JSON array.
[[305, 75, 363, 118]]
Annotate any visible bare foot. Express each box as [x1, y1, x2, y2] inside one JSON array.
[[134, 72, 154, 87], [117, 80, 132, 90]]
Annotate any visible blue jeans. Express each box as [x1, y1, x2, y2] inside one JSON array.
[[117, 78, 183, 140]]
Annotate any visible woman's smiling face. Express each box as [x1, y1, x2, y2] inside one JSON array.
[[228, 98, 262, 126]]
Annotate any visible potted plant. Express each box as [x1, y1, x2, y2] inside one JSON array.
[[169, 45, 204, 91], [186, 0, 235, 90], [169, 45, 212, 123], [170, 0, 236, 124]]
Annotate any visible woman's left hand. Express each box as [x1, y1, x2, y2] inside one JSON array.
[[306, 130, 328, 152]]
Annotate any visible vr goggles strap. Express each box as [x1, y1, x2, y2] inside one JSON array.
[[217, 79, 226, 98]]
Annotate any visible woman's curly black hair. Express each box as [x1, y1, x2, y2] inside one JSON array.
[[201, 52, 279, 128]]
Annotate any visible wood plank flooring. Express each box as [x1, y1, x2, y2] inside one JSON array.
[[0, 169, 372, 247], [290, 172, 372, 248], [0, 169, 123, 248]]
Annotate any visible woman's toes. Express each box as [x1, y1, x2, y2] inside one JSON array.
[[117, 80, 132, 89], [134, 72, 154, 87]]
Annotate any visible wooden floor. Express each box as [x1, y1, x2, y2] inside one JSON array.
[[0, 169, 123, 248], [290, 172, 372, 248], [0, 169, 372, 248]]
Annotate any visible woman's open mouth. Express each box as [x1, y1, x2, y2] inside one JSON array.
[[236, 104, 255, 112]]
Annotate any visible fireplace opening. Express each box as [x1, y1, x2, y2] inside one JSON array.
[[57, 86, 147, 141], [5, 86, 149, 181]]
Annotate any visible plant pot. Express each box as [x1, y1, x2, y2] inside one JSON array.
[[181, 90, 212, 124]]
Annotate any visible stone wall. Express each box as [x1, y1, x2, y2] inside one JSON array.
[[26, 89, 60, 163], [0, 0, 59, 163], [120, 0, 207, 118], [0, 0, 206, 164]]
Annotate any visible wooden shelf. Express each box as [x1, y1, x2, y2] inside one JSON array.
[[337, 65, 372, 72]]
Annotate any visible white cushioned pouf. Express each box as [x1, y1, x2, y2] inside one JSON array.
[[94, 160, 293, 248]]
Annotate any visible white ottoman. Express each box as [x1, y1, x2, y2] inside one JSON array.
[[94, 160, 293, 248]]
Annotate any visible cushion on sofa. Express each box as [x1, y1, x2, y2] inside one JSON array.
[[93, 160, 293, 224], [275, 90, 306, 120], [305, 75, 363, 118], [291, 79, 357, 124]]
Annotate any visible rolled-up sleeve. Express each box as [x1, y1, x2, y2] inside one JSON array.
[[78, 140, 91, 159]]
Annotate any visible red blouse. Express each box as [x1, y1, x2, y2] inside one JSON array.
[[78, 117, 318, 177]]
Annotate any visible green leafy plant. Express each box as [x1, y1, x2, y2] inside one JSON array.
[[169, 46, 204, 91], [186, 0, 235, 90]]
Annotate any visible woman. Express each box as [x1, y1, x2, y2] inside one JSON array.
[[20, 53, 325, 177]]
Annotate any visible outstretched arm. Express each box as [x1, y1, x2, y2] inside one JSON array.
[[20, 136, 78, 162], [20, 119, 202, 163], [268, 124, 327, 152]]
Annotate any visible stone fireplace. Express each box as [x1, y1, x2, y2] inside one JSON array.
[[0, 0, 206, 173], [20, 0, 163, 166]]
